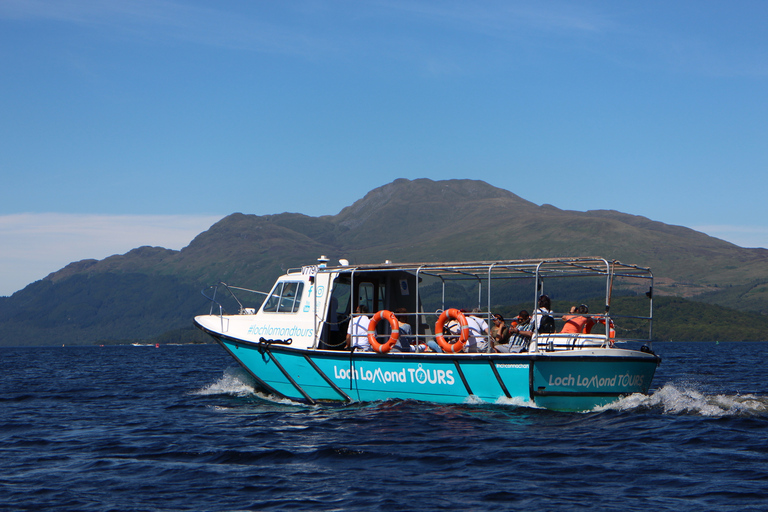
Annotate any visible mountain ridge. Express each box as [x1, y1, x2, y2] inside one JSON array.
[[2, 178, 766, 345]]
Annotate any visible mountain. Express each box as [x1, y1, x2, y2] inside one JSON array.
[[2, 178, 767, 346]]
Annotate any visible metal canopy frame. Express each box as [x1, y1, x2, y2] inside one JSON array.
[[295, 256, 654, 349]]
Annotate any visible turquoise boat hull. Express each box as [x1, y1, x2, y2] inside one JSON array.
[[211, 335, 660, 411]]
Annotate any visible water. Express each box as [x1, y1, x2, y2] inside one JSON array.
[[2, 342, 767, 511]]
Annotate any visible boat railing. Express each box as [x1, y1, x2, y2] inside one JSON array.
[[201, 282, 269, 316], [364, 307, 651, 353], [367, 322, 615, 353], [535, 333, 609, 351]]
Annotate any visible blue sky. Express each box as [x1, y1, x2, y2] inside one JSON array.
[[1, 1, 767, 296]]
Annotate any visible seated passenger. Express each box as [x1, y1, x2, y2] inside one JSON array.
[[345, 305, 371, 350], [533, 294, 555, 333], [426, 317, 459, 353], [561, 304, 597, 334], [491, 314, 510, 345], [465, 308, 489, 353], [393, 308, 416, 352], [495, 310, 533, 353]]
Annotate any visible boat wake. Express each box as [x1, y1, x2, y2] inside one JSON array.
[[194, 367, 260, 397], [597, 383, 768, 417], [194, 370, 767, 417], [494, 395, 540, 408], [194, 367, 304, 406]]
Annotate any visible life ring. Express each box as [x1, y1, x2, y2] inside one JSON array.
[[608, 319, 616, 346], [597, 317, 616, 346], [595, 317, 616, 337], [434, 308, 470, 353], [367, 310, 400, 353]]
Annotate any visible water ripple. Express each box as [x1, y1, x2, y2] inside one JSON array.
[[1, 343, 767, 511]]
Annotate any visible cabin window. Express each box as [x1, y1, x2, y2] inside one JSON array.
[[356, 280, 387, 313], [358, 282, 375, 313], [330, 281, 351, 317], [262, 281, 305, 313]]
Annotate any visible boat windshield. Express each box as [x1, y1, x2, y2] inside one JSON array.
[[263, 281, 305, 313]]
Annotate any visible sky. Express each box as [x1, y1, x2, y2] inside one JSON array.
[[1, 1, 767, 296]]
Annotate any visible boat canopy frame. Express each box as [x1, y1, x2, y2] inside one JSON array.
[[294, 256, 654, 351]]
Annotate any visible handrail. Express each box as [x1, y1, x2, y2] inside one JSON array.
[[200, 282, 269, 316], [204, 256, 654, 351]]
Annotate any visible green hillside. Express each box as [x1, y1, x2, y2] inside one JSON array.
[[1, 178, 767, 346]]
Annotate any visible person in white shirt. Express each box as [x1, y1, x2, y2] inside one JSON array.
[[466, 309, 489, 353], [345, 305, 371, 351]]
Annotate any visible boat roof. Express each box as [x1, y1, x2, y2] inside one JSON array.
[[294, 256, 652, 281]]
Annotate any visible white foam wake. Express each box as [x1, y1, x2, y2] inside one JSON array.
[[194, 367, 309, 407], [494, 395, 541, 408], [597, 383, 768, 417], [194, 367, 259, 397]]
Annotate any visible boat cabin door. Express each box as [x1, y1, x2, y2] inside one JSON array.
[[320, 271, 422, 350], [320, 276, 387, 351]]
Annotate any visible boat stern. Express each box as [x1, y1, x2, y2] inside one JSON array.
[[530, 348, 660, 411]]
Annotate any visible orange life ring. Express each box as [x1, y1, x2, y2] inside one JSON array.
[[597, 317, 616, 346], [596, 317, 616, 338], [434, 308, 469, 353], [608, 319, 616, 346], [367, 310, 400, 353]]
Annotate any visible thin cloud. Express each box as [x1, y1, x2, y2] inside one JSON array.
[[7, 0, 761, 78], [693, 225, 768, 250], [378, 0, 613, 34], [0, 0, 335, 56], [374, 1, 768, 78], [0, 213, 222, 296], [0, 0, 618, 69]]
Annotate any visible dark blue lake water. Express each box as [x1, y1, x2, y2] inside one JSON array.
[[2, 341, 767, 511]]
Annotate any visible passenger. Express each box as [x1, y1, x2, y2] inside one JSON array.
[[561, 304, 597, 334], [446, 319, 461, 342], [426, 315, 459, 353], [530, 295, 554, 352], [345, 305, 371, 351], [393, 308, 415, 352], [465, 308, 489, 352], [490, 314, 510, 345], [532, 295, 554, 333], [495, 310, 533, 352]]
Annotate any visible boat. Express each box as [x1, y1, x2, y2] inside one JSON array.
[[194, 256, 661, 411]]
